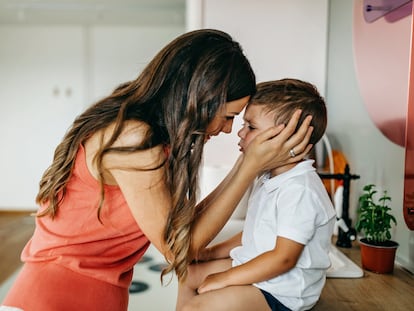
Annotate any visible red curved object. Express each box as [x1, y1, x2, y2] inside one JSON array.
[[404, 2, 414, 230]]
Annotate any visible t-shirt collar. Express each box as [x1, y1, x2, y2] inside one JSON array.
[[260, 159, 316, 193]]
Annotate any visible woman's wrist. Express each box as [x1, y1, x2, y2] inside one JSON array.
[[239, 154, 265, 181]]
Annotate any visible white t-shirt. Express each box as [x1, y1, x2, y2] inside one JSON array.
[[230, 160, 336, 311]]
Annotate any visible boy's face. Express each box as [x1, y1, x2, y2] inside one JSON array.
[[237, 104, 275, 152]]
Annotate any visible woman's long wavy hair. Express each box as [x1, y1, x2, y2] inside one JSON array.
[[35, 29, 256, 281]]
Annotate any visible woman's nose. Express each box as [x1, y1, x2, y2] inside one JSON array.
[[221, 119, 233, 134]]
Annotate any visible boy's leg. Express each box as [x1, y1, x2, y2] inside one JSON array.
[[180, 285, 271, 311], [176, 258, 232, 311]]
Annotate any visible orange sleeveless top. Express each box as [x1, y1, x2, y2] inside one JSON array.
[[21, 144, 150, 288]]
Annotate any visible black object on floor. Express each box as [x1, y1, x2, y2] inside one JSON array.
[[148, 263, 168, 272], [137, 255, 153, 264], [129, 281, 150, 294]]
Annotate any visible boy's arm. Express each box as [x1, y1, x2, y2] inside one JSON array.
[[196, 232, 243, 262], [197, 236, 304, 294]]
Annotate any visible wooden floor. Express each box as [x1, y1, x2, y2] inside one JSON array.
[[0, 211, 413, 310], [0, 211, 35, 284]]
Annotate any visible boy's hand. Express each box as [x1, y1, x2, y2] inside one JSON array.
[[197, 272, 228, 294]]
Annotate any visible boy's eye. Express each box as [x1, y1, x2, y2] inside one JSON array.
[[246, 123, 255, 130], [225, 116, 234, 121], [242, 123, 255, 130]]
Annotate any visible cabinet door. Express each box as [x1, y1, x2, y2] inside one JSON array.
[[0, 26, 85, 208]]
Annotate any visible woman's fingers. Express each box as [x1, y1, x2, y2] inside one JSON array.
[[264, 112, 313, 156], [287, 124, 313, 158], [253, 124, 285, 143], [255, 109, 302, 143], [289, 140, 313, 163], [285, 115, 313, 153], [242, 110, 314, 173], [279, 109, 304, 139], [255, 110, 312, 148]]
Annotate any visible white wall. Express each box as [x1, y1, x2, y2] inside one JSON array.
[[327, 0, 412, 272], [88, 26, 185, 104], [0, 25, 184, 210]]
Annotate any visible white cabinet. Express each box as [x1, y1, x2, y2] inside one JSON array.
[[0, 26, 85, 209], [0, 25, 183, 209]]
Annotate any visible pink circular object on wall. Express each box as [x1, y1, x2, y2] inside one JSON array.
[[353, 0, 411, 147]]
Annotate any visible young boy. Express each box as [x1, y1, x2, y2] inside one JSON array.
[[176, 79, 336, 311]]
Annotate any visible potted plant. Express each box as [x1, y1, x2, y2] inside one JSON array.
[[355, 184, 398, 274]]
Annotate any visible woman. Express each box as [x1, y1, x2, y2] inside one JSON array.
[[1, 29, 312, 311]]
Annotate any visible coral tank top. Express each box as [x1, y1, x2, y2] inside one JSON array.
[[21, 144, 150, 288]]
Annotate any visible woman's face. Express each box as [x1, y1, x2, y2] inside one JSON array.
[[205, 96, 250, 141], [237, 104, 275, 152]]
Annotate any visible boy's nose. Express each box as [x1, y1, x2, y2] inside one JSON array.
[[238, 127, 246, 138]]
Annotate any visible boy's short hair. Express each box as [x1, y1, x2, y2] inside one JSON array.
[[250, 78, 327, 145]]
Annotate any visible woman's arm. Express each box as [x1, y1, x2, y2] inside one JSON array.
[[197, 236, 304, 294], [102, 110, 312, 259], [190, 111, 313, 254], [199, 110, 312, 210], [96, 121, 172, 256]]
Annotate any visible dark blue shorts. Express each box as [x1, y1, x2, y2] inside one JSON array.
[[260, 289, 292, 311]]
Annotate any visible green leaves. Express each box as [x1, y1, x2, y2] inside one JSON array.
[[355, 184, 397, 244]]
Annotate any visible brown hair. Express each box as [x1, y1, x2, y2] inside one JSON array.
[[251, 78, 326, 145], [35, 29, 256, 281]]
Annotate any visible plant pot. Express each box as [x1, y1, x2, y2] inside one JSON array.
[[359, 238, 399, 274]]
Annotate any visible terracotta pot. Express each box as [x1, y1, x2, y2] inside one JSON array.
[[359, 238, 399, 274]]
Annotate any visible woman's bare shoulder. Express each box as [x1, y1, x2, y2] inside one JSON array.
[[84, 120, 164, 181], [106, 120, 165, 169], [86, 120, 151, 149], [110, 120, 151, 148]]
